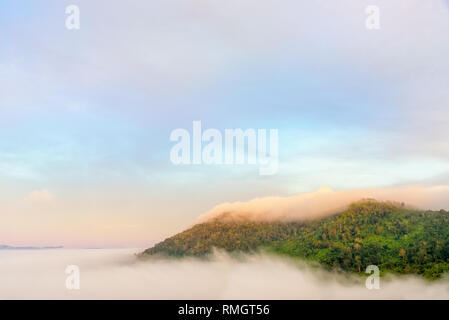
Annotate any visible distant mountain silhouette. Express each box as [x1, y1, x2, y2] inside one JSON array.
[[0, 244, 63, 250]]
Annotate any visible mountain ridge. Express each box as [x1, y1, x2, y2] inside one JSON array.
[[142, 200, 449, 279], [0, 245, 63, 250]]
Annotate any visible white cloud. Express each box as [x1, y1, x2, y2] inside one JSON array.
[[4, 0, 449, 105], [25, 190, 55, 203], [1, 249, 448, 299], [195, 185, 449, 223]]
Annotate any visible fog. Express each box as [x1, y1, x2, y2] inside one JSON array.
[[0, 249, 448, 299], [195, 185, 449, 223]]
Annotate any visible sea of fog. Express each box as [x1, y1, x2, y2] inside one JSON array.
[[0, 249, 448, 299]]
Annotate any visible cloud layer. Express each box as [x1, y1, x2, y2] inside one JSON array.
[[1, 249, 448, 299], [195, 185, 449, 223]]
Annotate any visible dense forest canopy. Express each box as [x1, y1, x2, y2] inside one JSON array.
[[142, 200, 449, 279]]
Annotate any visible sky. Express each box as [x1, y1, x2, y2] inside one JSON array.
[[1, 0, 449, 248]]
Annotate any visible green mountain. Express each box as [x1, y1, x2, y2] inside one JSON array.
[[142, 200, 449, 279]]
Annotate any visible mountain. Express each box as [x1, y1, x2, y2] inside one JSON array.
[[0, 245, 63, 250], [142, 200, 449, 279]]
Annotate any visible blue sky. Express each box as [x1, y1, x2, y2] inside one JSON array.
[[1, 0, 449, 247]]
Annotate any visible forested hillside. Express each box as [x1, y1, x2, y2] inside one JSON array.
[[142, 200, 449, 279]]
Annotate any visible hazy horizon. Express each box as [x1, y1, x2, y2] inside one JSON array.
[[4, 184, 449, 249]]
